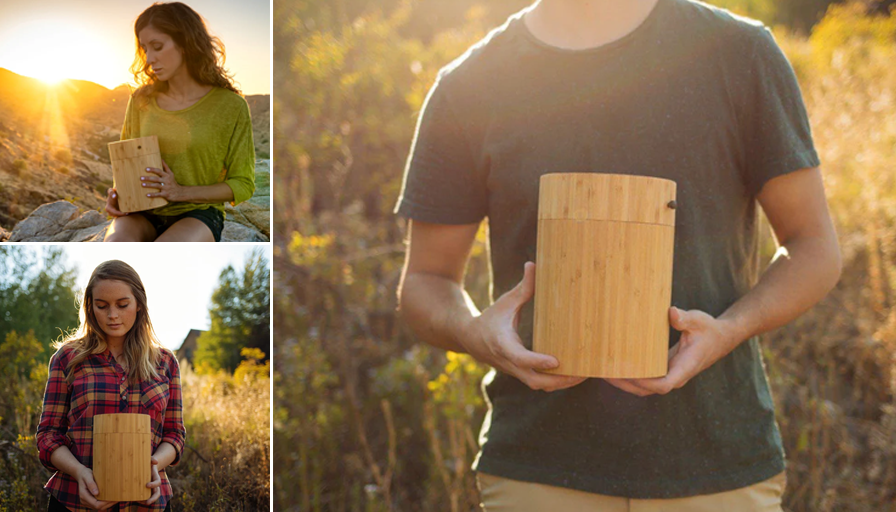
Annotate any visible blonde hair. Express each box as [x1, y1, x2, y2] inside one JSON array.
[[55, 260, 162, 385]]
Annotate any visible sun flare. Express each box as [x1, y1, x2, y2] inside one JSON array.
[[1, 19, 121, 88]]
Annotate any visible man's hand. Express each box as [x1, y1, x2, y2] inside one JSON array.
[[605, 306, 738, 396], [460, 261, 587, 392]]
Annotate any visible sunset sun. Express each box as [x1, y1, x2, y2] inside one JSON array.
[[2, 19, 118, 87]]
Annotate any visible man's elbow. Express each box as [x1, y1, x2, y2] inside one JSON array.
[[395, 271, 415, 315], [824, 235, 843, 293]]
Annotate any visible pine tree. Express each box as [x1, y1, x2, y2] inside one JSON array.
[[194, 248, 271, 372]]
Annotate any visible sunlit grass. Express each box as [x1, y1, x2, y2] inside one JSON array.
[[173, 358, 271, 512]]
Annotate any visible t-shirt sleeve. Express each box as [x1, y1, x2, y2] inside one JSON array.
[[393, 77, 488, 224], [738, 26, 820, 197], [223, 100, 256, 206]]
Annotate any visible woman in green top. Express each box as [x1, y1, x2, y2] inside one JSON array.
[[105, 2, 256, 242]]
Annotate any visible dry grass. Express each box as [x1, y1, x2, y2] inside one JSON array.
[[165, 361, 271, 512]]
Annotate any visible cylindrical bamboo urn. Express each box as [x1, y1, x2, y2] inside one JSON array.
[[93, 413, 152, 502], [532, 173, 677, 378], [108, 136, 169, 213]]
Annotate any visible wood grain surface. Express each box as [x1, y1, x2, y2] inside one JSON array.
[[108, 136, 169, 213], [93, 413, 152, 502], [533, 173, 676, 378]]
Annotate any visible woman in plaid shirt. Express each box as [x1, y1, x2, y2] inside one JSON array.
[[36, 260, 186, 512]]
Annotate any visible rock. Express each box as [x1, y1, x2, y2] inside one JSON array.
[[68, 222, 109, 242], [9, 201, 80, 241], [50, 210, 109, 242], [9, 159, 270, 242], [226, 159, 270, 237], [221, 221, 268, 242], [63, 210, 106, 231]]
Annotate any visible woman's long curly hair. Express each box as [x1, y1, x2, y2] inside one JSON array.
[[130, 2, 240, 105], [55, 260, 163, 385]]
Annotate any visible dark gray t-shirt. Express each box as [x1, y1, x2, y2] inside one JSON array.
[[394, 0, 819, 499]]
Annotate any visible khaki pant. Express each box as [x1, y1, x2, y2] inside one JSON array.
[[477, 471, 786, 512]]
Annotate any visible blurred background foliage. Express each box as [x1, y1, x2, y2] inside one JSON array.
[[0, 248, 270, 511], [194, 249, 272, 373], [274, 0, 896, 510]]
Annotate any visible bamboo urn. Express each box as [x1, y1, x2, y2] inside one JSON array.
[[532, 173, 677, 378], [93, 413, 152, 502], [108, 136, 169, 213]]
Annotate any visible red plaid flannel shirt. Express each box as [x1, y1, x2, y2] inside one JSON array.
[[36, 345, 186, 512]]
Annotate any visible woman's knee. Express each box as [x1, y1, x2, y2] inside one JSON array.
[[104, 216, 156, 242]]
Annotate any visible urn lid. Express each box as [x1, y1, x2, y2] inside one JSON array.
[[538, 173, 677, 226]]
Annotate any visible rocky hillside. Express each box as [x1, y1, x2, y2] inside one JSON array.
[[0, 68, 270, 234], [246, 95, 270, 159]]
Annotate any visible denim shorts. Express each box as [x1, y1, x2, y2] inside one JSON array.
[[140, 207, 225, 242]]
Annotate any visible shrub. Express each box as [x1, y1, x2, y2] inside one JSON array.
[[11, 159, 26, 177], [174, 360, 270, 511], [53, 149, 72, 164]]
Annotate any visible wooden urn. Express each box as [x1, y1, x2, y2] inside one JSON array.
[[93, 413, 152, 502], [532, 173, 677, 378], [108, 136, 169, 213]]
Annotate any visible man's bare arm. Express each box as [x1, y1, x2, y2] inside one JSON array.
[[397, 219, 587, 392], [609, 167, 842, 396], [720, 167, 842, 340], [396, 221, 480, 353]]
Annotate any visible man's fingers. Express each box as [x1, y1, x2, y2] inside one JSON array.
[[669, 306, 690, 331], [605, 378, 655, 396], [499, 335, 558, 371], [659, 347, 701, 391], [520, 370, 586, 392], [667, 342, 681, 361], [517, 261, 536, 303], [506, 261, 536, 307], [543, 375, 588, 392]]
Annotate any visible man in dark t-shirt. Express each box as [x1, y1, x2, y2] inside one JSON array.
[[394, 0, 842, 509]]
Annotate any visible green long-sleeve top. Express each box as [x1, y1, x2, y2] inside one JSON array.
[[120, 86, 256, 217]]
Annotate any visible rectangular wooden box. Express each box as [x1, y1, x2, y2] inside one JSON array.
[[93, 413, 152, 502], [532, 173, 677, 378], [108, 136, 169, 213]]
